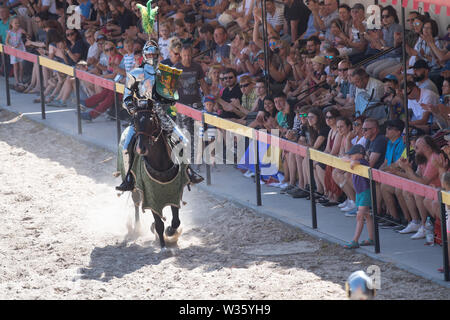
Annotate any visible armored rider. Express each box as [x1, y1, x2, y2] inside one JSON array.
[[115, 1, 203, 192]]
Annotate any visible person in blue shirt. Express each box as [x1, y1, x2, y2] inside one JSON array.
[[379, 119, 406, 228]]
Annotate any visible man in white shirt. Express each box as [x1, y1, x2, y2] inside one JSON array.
[[406, 81, 439, 129], [410, 59, 439, 95]]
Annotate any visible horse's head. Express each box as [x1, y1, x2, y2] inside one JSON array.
[[134, 108, 162, 156]]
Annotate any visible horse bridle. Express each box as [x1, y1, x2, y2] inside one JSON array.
[[134, 109, 163, 145]]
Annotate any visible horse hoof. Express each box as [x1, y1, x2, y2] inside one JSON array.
[[165, 226, 176, 237]]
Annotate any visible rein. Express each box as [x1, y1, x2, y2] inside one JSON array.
[[135, 109, 163, 145]]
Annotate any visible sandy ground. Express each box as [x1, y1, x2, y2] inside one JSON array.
[[0, 108, 449, 300]]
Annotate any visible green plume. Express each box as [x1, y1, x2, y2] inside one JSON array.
[[137, 0, 158, 35]]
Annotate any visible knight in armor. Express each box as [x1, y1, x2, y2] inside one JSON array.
[[115, 1, 203, 192]]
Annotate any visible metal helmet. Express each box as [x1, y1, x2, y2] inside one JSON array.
[[143, 39, 159, 66], [345, 270, 376, 300]]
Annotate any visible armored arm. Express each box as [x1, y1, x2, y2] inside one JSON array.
[[123, 68, 145, 114]]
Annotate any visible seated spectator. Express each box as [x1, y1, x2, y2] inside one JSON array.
[[212, 25, 230, 64], [381, 74, 404, 120], [229, 75, 258, 125], [252, 0, 285, 36], [421, 78, 450, 129], [194, 23, 215, 62], [107, 0, 136, 35], [331, 59, 355, 117], [405, 80, 439, 132], [174, 18, 193, 45], [345, 3, 368, 65], [216, 68, 243, 121], [396, 136, 442, 239], [307, 0, 338, 42], [362, 118, 388, 170], [411, 59, 439, 94], [364, 6, 402, 79], [352, 68, 385, 118], [158, 21, 172, 60], [161, 37, 182, 67], [378, 119, 407, 227], [80, 41, 123, 121]]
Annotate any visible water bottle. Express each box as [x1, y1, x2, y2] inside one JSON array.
[[425, 217, 434, 244]]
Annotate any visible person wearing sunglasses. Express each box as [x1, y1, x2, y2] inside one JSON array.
[[404, 80, 439, 132], [364, 5, 402, 79], [228, 75, 257, 124], [216, 68, 243, 121], [161, 38, 182, 67], [62, 29, 86, 66]]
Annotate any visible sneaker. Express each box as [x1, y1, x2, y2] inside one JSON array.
[[280, 184, 295, 194], [345, 209, 357, 217], [411, 226, 426, 239], [338, 199, 349, 208], [341, 200, 356, 212], [398, 221, 420, 234], [243, 170, 255, 178], [81, 111, 92, 121]]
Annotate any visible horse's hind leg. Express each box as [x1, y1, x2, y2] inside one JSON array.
[[131, 191, 140, 226], [165, 206, 180, 237], [152, 212, 166, 249]]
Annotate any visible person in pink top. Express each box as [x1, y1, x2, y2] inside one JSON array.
[[397, 135, 441, 239]]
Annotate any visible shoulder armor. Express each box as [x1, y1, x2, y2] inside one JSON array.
[[126, 68, 145, 89]]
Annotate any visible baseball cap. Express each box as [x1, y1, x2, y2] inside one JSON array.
[[385, 119, 405, 132], [203, 95, 216, 103], [346, 144, 366, 155], [382, 74, 398, 83], [410, 59, 431, 70]]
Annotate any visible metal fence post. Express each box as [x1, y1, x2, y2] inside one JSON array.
[[38, 61, 46, 120], [75, 76, 82, 134], [201, 113, 211, 185], [369, 169, 381, 254], [114, 83, 121, 143], [2, 51, 11, 106], [253, 130, 262, 206], [438, 192, 449, 281], [308, 149, 317, 229]]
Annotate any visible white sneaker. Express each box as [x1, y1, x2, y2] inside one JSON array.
[[278, 182, 289, 189], [243, 170, 255, 178], [411, 226, 426, 239], [341, 200, 356, 212], [398, 221, 420, 234], [338, 199, 349, 208]]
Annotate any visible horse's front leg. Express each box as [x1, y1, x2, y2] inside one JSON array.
[[166, 206, 180, 237], [152, 212, 166, 249]]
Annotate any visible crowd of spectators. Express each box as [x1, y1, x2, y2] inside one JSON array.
[[0, 0, 450, 267]]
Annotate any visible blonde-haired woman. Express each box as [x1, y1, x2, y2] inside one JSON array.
[[206, 64, 222, 97]]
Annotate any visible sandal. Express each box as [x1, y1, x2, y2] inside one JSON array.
[[359, 239, 375, 246], [343, 240, 360, 249]]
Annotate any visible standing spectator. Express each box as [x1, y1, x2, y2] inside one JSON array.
[[6, 17, 26, 91], [362, 118, 388, 170], [343, 144, 375, 249], [212, 25, 230, 64], [175, 44, 209, 158], [283, 0, 311, 43], [108, 0, 136, 34], [253, 0, 285, 35], [158, 21, 172, 60]]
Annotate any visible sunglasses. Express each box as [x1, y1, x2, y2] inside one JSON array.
[[362, 127, 374, 132], [240, 83, 250, 88], [223, 76, 234, 80], [116, 45, 123, 49], [298, 113, 308, 118], [414, 22, 422, 26], [353, 122, 361, 127], [105, 47, 113, 52], [66, 32, 75, 36], [269, 41, 277, 47], [325, 55, 334, 59]]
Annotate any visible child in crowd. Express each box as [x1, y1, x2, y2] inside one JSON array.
[[6, 17, 26, 91], [158, 22, 172, 60], [343, 144, 375, 249], [200, 95, 218, 165]]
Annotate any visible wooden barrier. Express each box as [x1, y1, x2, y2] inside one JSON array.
[[39, 56, 74, 76]]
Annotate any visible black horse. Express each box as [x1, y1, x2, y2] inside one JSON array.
[[128, 108, 187, 251]]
